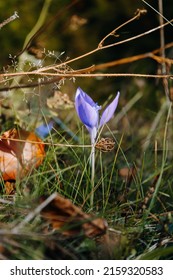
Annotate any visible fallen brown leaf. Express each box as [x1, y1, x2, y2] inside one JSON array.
[[40, 194, 108, 238]]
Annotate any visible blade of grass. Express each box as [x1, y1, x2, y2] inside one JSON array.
[[143, 102, 172, 219]]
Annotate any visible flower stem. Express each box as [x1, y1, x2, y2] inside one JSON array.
[[90, 143, 95, 209]]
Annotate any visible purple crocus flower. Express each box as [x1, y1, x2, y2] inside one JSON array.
[[75, 87, 120, 144]]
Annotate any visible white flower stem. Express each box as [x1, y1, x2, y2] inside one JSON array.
[[89, 128, 97, 209], [90, 143, 95, 209]]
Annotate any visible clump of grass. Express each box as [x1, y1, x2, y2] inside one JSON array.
[[1, 97, 173, 260]]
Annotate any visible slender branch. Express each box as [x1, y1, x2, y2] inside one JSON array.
[[0, 8, 173, 86], [158, 0, 169, 101], [0, 136, 91, 148], [0, 77, 61, 91], [0, 11, 19, 29], [158, 0, 166, 74], [1, 43, 173, 91], [0, 9, 172, 82], [142, 0, 173, 27], [37, 15, 173, 74], [1, 72, 173, 79], [98, 9, 147, 48]]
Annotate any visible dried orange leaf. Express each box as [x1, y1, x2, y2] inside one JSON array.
[[0, 128, 45, 181]]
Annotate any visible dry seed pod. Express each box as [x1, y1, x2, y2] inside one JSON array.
[[95, 138, 115, 152]]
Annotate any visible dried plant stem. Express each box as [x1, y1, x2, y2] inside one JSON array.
[[0, 135, 91, 148], [157, 0, 169, 101], [157, 0, 173, 158], [142, 0, 173, 27], [2, 72, 173, 79], [1, 44, 173, 91], [98, 9, 147, 48], [158, 0, 166, 75], [0, 11, 19, 29], [47, 18, 173, 72], [28, 9, 173, 74], [0, 9, 173, 83]]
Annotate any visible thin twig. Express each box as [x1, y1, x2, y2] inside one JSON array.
[[33, 10, 173, 74], [0, 76, 61, 91], [0, 136, 91, 148], [1, 44, 173, 91], [158, 0, 169, 100], [142, 0, 173, 27], [0, 10, 173, 82], [159, 0, 166, 75], [98, 9, 147, 48], [1, 72, 173, 79], [0, 12, 19, 29]]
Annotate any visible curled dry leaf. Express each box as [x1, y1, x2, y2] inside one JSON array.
[[0, 128, 45, 181], [41, 194, 108, 238]]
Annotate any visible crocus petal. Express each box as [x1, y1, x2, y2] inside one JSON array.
[[75, 88, 99, 128], [76, 87, 96, 107], [35, 121, 54, 139], [99, 91, 120, 128]]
